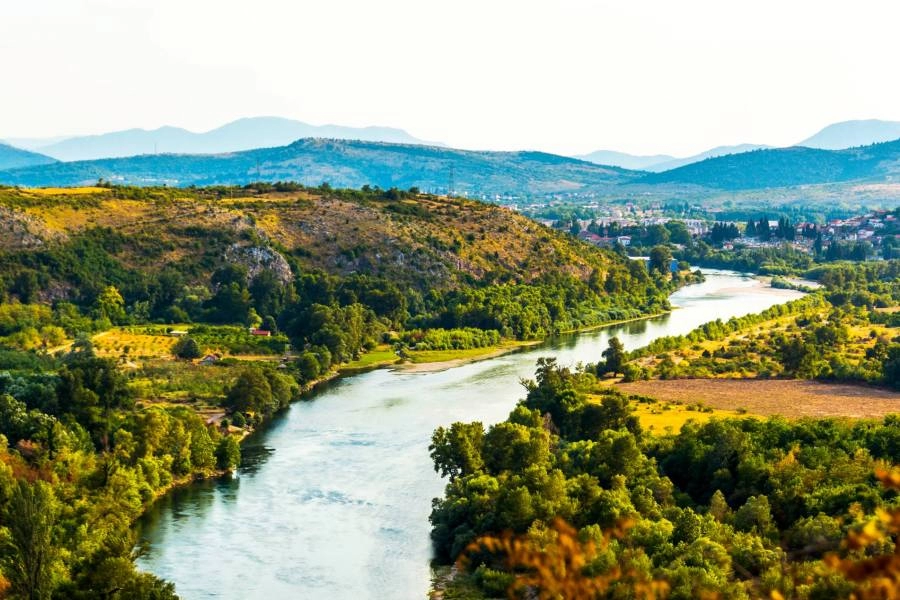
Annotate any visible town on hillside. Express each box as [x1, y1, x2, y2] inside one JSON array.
[[538, 206, 899, 261]]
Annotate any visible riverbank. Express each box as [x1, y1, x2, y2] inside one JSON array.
[[136, 269, 810, 599]]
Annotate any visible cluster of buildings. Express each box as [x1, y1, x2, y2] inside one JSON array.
[[576, 231, 633, 247], [733, 210, 896, 252], [821, 211, 896, 245]]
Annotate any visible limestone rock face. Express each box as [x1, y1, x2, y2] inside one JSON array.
[[224, 244, 293, 284]]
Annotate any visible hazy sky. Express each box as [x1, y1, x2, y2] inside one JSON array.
[[2, 0, 899, 156]]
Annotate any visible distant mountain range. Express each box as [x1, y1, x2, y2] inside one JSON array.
[[579, 120, 900, 171], [3, 118, 900, 199], [573, 150, 675, 172], [5, 117, 442, 162], [0, 138, 636, 195], [0, 143, 57, 171], [576, 144, 771, 172]]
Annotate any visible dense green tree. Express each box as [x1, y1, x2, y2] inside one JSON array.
[[249, 270, 289, 321], [665, 221, 692, 244], [225, 368, 274, 416], [646, 224, 670, 246], [172, 336, 201, 360], [56, 357, 133, 450], [430, 422, 485, 480], [599, 336, 626, 376], [216, 435, 241, 470], [0, 480, 60, 600], [884, 344, 900, 389], [649, 245, 674, 276]]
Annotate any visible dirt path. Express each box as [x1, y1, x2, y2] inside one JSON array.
[[618, 379, 900, 419]]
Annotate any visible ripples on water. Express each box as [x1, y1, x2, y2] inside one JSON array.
[[136, 271, 804, 599]]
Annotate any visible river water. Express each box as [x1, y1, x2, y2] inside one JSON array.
[[137, 270, 803, 599]]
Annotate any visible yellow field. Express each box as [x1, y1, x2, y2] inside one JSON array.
[[632, 401, 748, 433], [91, 329, 177, 359], [23, 187, 109, 196]]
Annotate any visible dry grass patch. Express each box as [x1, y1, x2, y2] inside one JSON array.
[[618, 379, 900, 419], [632, 401, 747, 433], [92, 330, 177, 359], [24, 187, 109, 196]]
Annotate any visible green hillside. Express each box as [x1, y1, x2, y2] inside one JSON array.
[[641, 139, 900, 190], [0, 138, 637, 196]]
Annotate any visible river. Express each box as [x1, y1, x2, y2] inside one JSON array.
[[136, 270, 804, 599]]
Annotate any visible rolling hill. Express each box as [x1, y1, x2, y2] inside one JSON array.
[[0, 185, 647, 298], [639, 139, 900, 190], [0, 142, 57, 171], [0, 138, 638, 196], [27, 116, 442, 161], [798, 119, 900, 150]]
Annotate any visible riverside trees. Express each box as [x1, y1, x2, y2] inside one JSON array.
[[430, 359, 900, 598]]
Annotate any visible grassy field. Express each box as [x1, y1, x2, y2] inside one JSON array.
[[402, 341, 537, 367], [341, 345, 400, 371], [22, 187, 109, 196], [130, 359, 239, 408], [618, 379, 900, 419], [632, 401, 746, 433]]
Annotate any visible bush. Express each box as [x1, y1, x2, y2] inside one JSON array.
[[172, 336, 202, 360], [215, 435, 241, 470]]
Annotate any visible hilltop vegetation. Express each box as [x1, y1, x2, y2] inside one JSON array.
[[0, 184, 676, 342]]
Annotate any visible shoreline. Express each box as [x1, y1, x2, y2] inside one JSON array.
[[391, 341, 542, 373], [136, 308, 679, 515]]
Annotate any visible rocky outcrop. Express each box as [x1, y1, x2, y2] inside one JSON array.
[[224, 244, 293, 284]]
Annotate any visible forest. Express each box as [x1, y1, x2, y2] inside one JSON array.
[[430, 360, 900, 599]]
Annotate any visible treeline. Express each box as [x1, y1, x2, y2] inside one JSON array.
[[745, 216, 795, 241], [430, 359, 900, 598], [808, 260, 900, 308], [636, 306, 899, 387], [0, 341, 242, 598], [629, 295, 826, 360], [676, 242, 815, 275], [620, 262, 900, 388], [399, 328, 501, 351]]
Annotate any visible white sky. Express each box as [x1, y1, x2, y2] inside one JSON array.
[[1, 0, 899, 156]]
